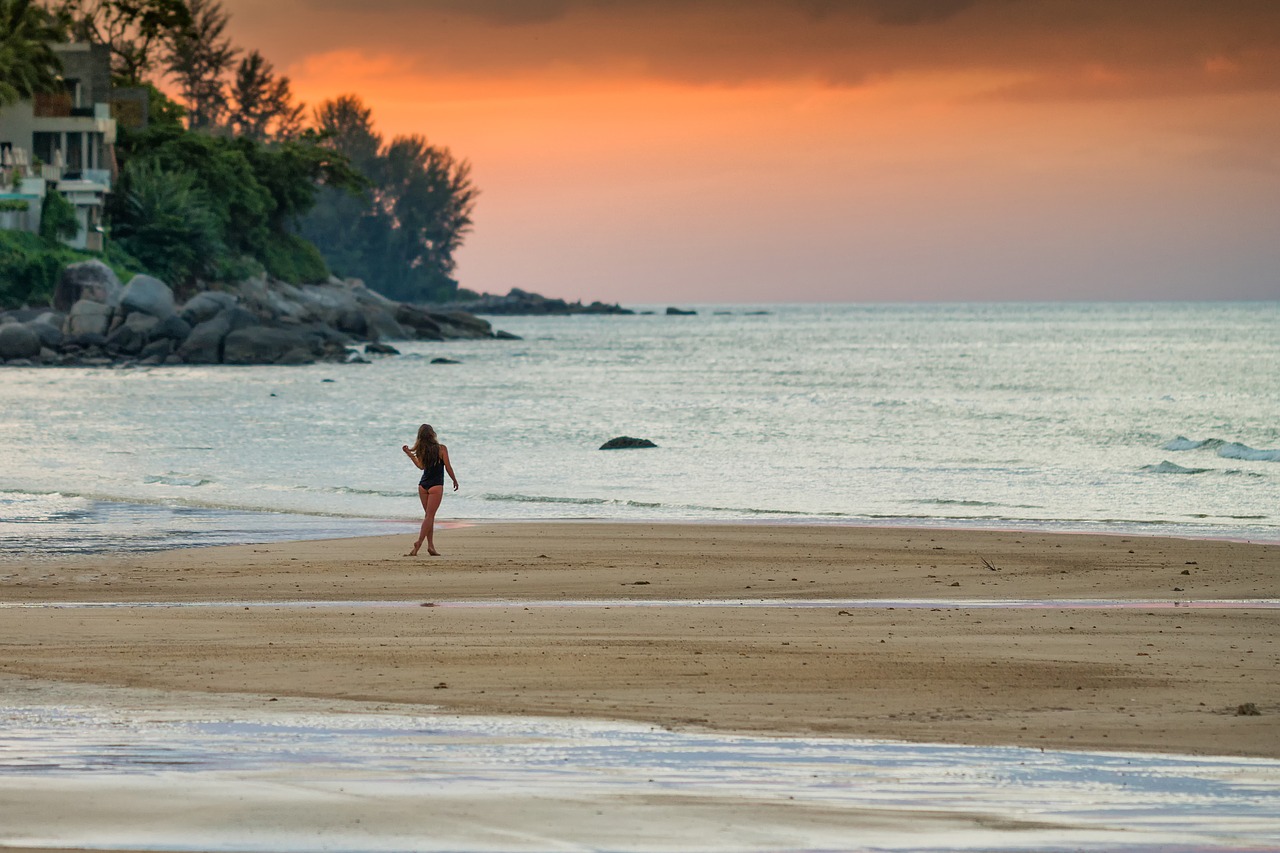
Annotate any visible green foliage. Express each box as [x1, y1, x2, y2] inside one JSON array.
[[210, 253, 262, 283], [0, 229, 138, 308], [0, 229, 62, 307], [0, 0, 64, 107], [111, 124, 347, 284], [0, 199, 30, 212], [144, 80, 187, 130], [302, 95, 478, 303], [39, 187, 79, 242], [261, 231, 327, 284], [110, 157, 221, 284], [116, 124, 271, 259]]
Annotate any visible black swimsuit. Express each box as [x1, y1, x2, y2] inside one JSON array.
[[419, 457, 445, 489]]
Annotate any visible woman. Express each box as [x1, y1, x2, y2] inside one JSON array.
[[402, 423, 459, 556]]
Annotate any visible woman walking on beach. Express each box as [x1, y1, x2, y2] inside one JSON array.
[[402, 424, 459, 556]]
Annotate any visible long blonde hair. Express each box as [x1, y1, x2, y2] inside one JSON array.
[[411, 424, 440, 468]]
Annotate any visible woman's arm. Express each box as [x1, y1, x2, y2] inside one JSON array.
[[441, 445, 460, 491], [402, 445, 423, 470]]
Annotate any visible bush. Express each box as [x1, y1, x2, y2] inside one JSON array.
[[39, 189, 79, 242], [261, 232, 329, 284], [0, 231, 63, 308], [111, 158, 223, 285], [0, 231, 141, 309]]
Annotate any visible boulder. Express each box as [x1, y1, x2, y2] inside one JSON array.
[[365, 342, 400, 355], [296, 282, 362, 327], [599, 436, 658, 450], [363, 306, 406, 341], [429, 311, 493, 340], [394, 304, 444, 340], [3, 308, 49, 322], [0, 324, 41, 360], [178, 312, 235, 364], [139, 338, 174, 360], [431, 357, 461, 365], [666, 307, 696, 316], [223, 327, 318, 365], [65, 299, 113, 337], [106, 313, 159, 354], [236, 276, 313, 322], [65, 331, 107, 349], [180, 291, 238, 325], [151, 314, 192, 342], [274, 346, 316, 365], [335, 307, 367, 336], [35, 310, 66, 329], [26, 319, 63, 349], [119, 275, 176, 319], [53, 260, 123, 312]]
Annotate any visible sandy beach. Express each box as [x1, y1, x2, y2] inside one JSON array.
[[2, 522, 1276, 761]]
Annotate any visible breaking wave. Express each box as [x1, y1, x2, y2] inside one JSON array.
[[1163, 437, 1280, 462]]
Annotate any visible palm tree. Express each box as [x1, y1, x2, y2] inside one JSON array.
[[0, 0, 63, 108]]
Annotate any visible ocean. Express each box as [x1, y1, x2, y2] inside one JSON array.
[[1, 302, 1277, 555]]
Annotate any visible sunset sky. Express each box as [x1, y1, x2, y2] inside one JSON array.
[[220, 0, 1279, 304]]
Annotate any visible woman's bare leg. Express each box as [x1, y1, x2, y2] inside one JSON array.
[[424, 486, 444, 555], [409, 485, 444, 556]]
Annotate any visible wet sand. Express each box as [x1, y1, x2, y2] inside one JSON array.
[[1, 522, 1277, 758]]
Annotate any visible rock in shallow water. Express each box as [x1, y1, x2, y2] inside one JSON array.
[[599, 436, 658, 450]]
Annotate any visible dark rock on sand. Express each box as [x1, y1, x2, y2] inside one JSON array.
[[600, 436, 658, 450], [431, 357, 461, 364]]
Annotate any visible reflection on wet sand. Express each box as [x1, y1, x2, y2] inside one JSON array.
[[2, 679, 1278, 853]]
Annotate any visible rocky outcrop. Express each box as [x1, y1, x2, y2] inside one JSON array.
[[442, 287, 634, 316], [2, 271, 518, 367]]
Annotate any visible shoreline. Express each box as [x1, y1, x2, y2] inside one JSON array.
[[2, 522, 1277, 759], [4, 488, 1278, 560]]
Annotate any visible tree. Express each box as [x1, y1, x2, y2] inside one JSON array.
[[0, 0, 63, 108], [39, 184, 79, 241], [227, 49, 303, 141], [301, 95, 478, 302], [312, 94, 382, 175], [164, 0, 235, 130], [49, 0, 191, 84]]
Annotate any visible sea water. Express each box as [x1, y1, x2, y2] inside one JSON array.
[[1, 302, 1277, 554]]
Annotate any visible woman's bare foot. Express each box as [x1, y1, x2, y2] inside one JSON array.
[[427, 548, 441, 556], [407, 540, 423, 557]]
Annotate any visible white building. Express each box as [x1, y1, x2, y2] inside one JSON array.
[[0, 43, 135, 251]]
